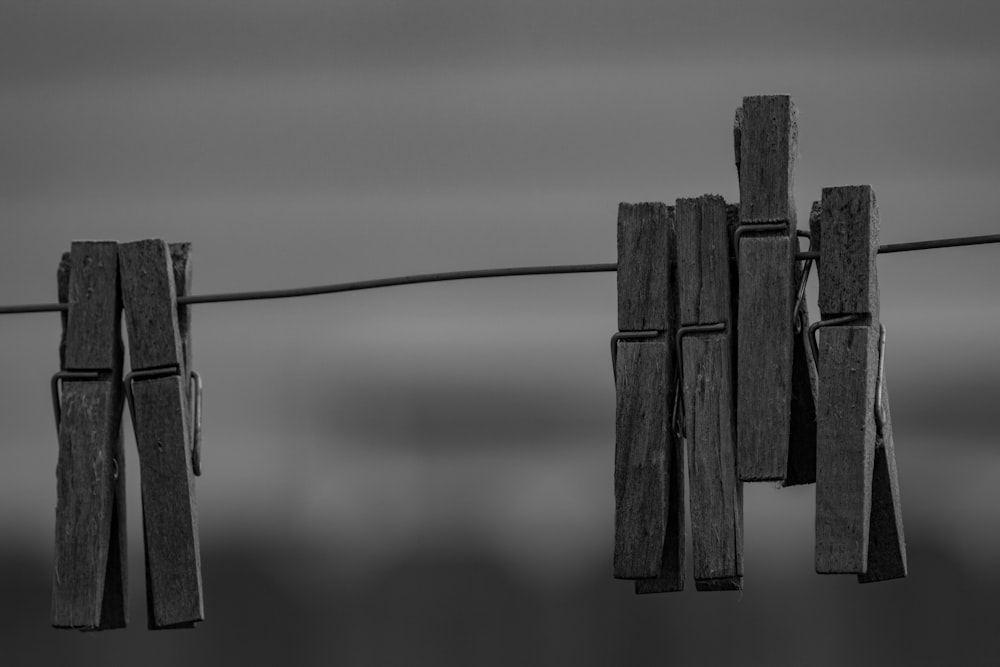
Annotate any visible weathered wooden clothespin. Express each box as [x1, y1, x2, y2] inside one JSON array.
[[675, 195, 743, 591], [613, 202, 685, 593], [119, 239, 205, 628], [733, 94, 818, 483], [51, 241, 128, 630], [812, 185, 906, 581]]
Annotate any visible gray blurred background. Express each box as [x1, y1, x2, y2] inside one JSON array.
[[1, 1, 999, 664]]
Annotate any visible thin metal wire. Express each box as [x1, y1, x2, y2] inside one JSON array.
[[0, 232, 998, 315], [182, 263, 618, 306], [796, 233, 1000, 261]]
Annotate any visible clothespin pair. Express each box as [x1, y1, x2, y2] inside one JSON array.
[[51, 239, 204, 630], [612, 197, 743, 592], [810, 186, 906, 582]]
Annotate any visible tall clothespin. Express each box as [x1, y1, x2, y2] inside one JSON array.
[[51, 241, 128, 630], [119, 239, 205, 628], [812, 186, 906, 581], [733, 95, 802, 482], [613, 202, 685, 593], [675, 195, 743, 591]]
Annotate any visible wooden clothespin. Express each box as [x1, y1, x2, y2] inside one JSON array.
[[733, 94, 818, 483], [119, 239, 205, 628], [51, 241, 128, 630], [613, 202, 685, 593], [812, 185, 906, 581], [675, 195, 743, 591]]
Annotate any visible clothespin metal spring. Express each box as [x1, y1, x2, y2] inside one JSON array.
[[609, 330, 660, 382], [807, 316, 888, 434], [793, 230, 814, 334], [671, 323, 727, 439], [50, 370, 102, 430], [124, 367, 204, 477]]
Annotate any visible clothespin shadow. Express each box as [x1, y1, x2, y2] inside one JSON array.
[[612, 202, 686, 593], [119, 239, 205, 628], [51, 241, 128, 630], [811, 186, 906, 582], [785, 223, 819, 486], [674, 195, 743, 591]]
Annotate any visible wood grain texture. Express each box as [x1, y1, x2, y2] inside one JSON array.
[[170, 243, 193, 386], [634, 429, 685, 594], [52, 242, 127, 630], [52, 383, 121, 628], [683, 335, 743, 589], [119, 239, 183, 371], [859, 378, 907, 583], [676, 195, 731, 326], [736, 235, 793, 480], [785, 262, 818, 486], [733, 106, 743, 185], [738, 95, 798, 228], [133, 375, 204, 628], [815, 325, 877, 573], [808, 200, 822, 258], [57, 252, 70, 368], [169, 243, 195, 471], [617, 202, 672, 331], [818, 186, 879, 318], [614, 339, 671, 579], [65, 242, 122, 370]]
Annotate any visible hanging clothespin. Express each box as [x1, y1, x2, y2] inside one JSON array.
[[119, 239, 205, 628], [811, 186, 906, 581], [675, 195, 743, 591], [733, 95, 800, 482], [733, 94, 818, 483], [613, 202, 685, 593], [51, 241, 128, 630]]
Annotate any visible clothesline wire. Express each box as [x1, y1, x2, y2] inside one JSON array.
[[0, 233, 997, 315]]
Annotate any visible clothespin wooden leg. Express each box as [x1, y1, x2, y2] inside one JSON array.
[[119, 239, 204, 628], [52, 242, 128, 630], [613, 202, 685, 593], [813, 186, 906, 580], [733, 95, 798, 482], [675, 195, 743, 591]]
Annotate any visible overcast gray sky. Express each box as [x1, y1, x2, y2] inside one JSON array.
[[1, 0, 999, 588]]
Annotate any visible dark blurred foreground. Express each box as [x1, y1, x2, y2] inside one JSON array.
[[2, 536, 997, 667]]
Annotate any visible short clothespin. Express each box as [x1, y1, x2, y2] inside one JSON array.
[[675, 195, 743, 591], [812, 186, 906, 581], [733, 94, 818, 484], [51, 241, 128, 630], [613, 202, 685, 593], [119, 239, 205, 628]]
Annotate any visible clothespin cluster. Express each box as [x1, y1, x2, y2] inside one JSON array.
[[612, 95, 906, 592], [51, 240, 204, 630]]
